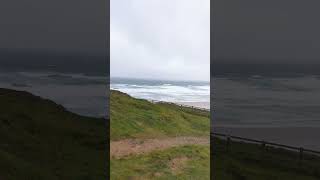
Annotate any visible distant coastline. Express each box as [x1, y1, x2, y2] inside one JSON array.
[[0, 71, 108, 117], [148, 99, 210, 111], [110, 77, 210, 110]]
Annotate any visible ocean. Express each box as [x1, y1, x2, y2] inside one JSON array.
[[0, 71, 108, 118], [111, 77, 210, 109], [213, 75, 320, 127], [213, 75, 320, 150]]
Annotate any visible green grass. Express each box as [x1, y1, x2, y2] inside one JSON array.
[[111, 145, 210, 180], [110, 90, 210, 140], [111, 90, 320, 179], [212, 137, 320, 180], [0, 88, 107, 180], [110, 90, 210, 179]]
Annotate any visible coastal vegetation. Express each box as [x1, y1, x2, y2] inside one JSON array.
[[110, 90, 320, 179], [212, 137, 320, 180], [5, 88, 317, 179], [110, 90, 210, 179], [110, 90, 210, 140], [0, 88, 107, 180]]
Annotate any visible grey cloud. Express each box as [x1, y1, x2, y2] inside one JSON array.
[[0, 0, 106, 54], [111, 0, 210, 81], [214, 0, 320, 64]]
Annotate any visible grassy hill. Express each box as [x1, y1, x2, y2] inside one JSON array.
[[110, 90, 210, 140], [212, 137, 320, 180], [0, 88, 107, 180], [110, 91, 320, 179], [111, 145, 210, 179], [110, 90, 210, 179]]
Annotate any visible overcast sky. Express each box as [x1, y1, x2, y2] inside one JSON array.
[[214, 0, 320, 65], [111, 0, 210, 81], [0, 0, 106, 55]]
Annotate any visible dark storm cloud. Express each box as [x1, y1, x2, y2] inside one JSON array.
[[0, 0, 106, 54], [213, 0, 320, 64]]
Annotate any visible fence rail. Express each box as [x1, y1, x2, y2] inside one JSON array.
[[150, 100, 209, 111], [211, 132, 320, 160], [176, 104, 209, 111]]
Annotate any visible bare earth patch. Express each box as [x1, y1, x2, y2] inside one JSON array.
[[169, 157, 189, 174], [110, 136, 209, 158]]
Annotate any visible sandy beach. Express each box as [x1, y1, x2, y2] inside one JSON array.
[[176, 101, 210, 110], [213, 126, 320, 151]]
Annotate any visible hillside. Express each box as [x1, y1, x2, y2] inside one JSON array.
[[110, 90, 210, 140], [0, 88, 107, 180], [110, 90, 210, 179], [109, 90, 320, 179], [212, 137, 320, 180]]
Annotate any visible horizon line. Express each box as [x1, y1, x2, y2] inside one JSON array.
[[110, 76, 210, 83]]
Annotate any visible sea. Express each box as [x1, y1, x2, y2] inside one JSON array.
[[213, 75, 320, 127], [2, 70, 320, 149], [0, 71, 108, 118], [110, 77, 210, 109], [213, 74, 320, 150]]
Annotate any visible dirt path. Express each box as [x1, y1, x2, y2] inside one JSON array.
[[110, 136, 209, 158]]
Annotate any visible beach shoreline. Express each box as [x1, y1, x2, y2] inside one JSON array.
[[149, 99, 210, 111], [175, 101, 210, 110]]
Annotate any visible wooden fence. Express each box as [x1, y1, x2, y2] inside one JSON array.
[[211, 132, 320, 160], [150, 100, 210, 111]]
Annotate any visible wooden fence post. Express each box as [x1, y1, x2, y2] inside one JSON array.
[[261, 141, 266, 149], [260, 141, 266, 160], [299, 147, 304, 161], [226, 136, 231, 152]]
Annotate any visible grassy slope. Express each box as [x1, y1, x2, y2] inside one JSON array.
[[0, 88, 107, 180], [110, 90, 210, 140], [110, 91, 320, 179], [111, 145, 210, 180], [212, 137, 320, 180], [110, 90, 210, 179]]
